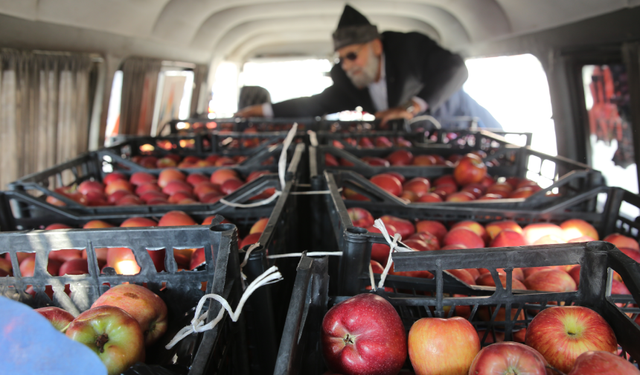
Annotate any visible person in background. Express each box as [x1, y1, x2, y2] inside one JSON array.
[[236, 4, 468, 126]]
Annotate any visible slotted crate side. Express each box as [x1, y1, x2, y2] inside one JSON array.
[[275, 243, 640, 375], [0, 223, 248, 375], [104, 134, 212, 156], [317, 169, 638, 295], [6, 143, 304, 219]]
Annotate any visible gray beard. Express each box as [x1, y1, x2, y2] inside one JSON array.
[[345, 50, 379, 89]]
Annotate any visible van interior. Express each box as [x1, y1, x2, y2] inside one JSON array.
[[0, 1, 639, 192]]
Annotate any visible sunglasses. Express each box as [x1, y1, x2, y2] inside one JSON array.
[[336, 44, 367, 65]]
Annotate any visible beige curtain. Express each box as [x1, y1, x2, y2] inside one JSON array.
[[119, 57, 162, 136], [0, 49, 92, 189]]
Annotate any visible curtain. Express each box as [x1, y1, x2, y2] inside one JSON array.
[[0, 49, 92, 190], [119, 57, 162, 136], [190, 63, 209, 116]]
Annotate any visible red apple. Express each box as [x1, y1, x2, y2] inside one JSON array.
[[522, 223, 565, 245], [451, 220, 489, 245], [91, 283, 168, 346], [220, 178, 244, 195], [115, 195, 142, 206], [370, 260, 385, 274], [168, 191, 195, 204], [603, 233, 639, 251], [386, 150, 413, 166], [102, 172, 127, 185], [486, 220, 523, 240], [158, 211, 196, 226], [129, 172, 156, 186], [82, 220, 113, 229], [567, 350, 640, 375], [445, 191, 476, 202], [66, 305, 145, 374], [246, 170, 270, 182], [210, 169, 239, 185], [469, 342, 549, 375], [408, 316, 480, 375], [321, 293, 407, 375], [560, 219, 599, 241], [134, 182, 161, 196], [402, 177, 431, 198], [443, 227, 485, 249], [415, 220, 447, 242], [35, 306, 75, 332], [490, 229, 528, 247], [460, 183, 485, 198], [408, 232, 439, 250], [619, 247, 640, 263], [370, 174, 403, 197], [361, 156, 391, 167], [78, 180, 105, 195], [525, 306, 617, 373], [59, 258, 89, 275], [157, 168, 186, 188], [347, 208, 374, 228], [380, 215, 415, 238], [120, 217, 158, 227], [417, 193, 443, 202], [104, 180, 134, 196], [486, 182, 514, 196], [162, 180, 193, 196], [107, 190, 131, 204], [412, 154, 437, 166], [434, 174, 456, 187], [524, 268, 577, 292], [325, 154, 339, 167], [240, 232, 262, 249], [476, 273, 527, 290], [106, 248, 140, 275], [433, 183, 458, 199], [446, 269, 475, 285], [453, 153, 487, 185], [509, 186, 541, 199]]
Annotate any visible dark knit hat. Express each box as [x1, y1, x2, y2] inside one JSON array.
[[332, 5, 380, 51]]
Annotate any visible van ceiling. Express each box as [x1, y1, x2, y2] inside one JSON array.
[[0, 0, 638, 65]]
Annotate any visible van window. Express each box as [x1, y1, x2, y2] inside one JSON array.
[[463, 54, 556, 155], [582, 64, 637, 194]]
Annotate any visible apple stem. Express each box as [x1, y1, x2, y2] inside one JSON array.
[[95, 333, 109, 353]]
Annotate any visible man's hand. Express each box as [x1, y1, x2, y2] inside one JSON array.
[[374, 107, 414, 127], [235, 104, 264, 118]]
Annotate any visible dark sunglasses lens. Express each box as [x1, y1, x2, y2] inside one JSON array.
[[339, 52, 358, 64]]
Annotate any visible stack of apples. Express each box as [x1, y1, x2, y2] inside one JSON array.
[[329, 135, 413, 149], [326, 149, 500, 168], [35, 283, 169, 375], [348, 207, 639, 298], [130, 153, 246, 169], [320, 291, 639, 375], [4, 211, 232, 290], [340, 153, 546, 203], [46, 168, 275, 207]]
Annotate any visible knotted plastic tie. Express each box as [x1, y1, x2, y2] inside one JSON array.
[[371, 218, 416, 290], [165, 265, 283, 350]]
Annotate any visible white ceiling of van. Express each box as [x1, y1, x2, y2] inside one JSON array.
[[0, 0, 637, 64]]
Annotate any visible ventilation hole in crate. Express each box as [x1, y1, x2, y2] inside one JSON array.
[[620, 201, 640, 222], [105, 247, 140, 275], [146, 249, 166, 273], [173, 248, 199, 271], [527, 155, 542, 174]]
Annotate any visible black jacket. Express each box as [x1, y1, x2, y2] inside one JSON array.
[[271, 31, 468, 117]]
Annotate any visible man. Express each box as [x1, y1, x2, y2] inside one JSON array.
[[236, 4, 468, 126]]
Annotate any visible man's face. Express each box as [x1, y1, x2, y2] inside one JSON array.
[[337, 41, 380, 89]]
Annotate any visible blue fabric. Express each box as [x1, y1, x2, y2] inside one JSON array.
[[0, 296, 107, 375], [431, 89, 503, 130]]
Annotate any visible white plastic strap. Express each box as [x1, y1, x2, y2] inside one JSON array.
[[409, 115, 442, 129], [218, 123, 298, 209], [372, 218, 416, 289], [368, 263, 376, 291], [165, 266, 283, 350], [266, 251, 343, 259]]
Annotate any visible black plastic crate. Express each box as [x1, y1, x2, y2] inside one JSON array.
[[161, 117, 318, 135], [5, 143, 304, 219], [315, 171, 640, 295], [0, 221, 247, 375], [275, 245, 640, 375], [310, 141, 603, 209]]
